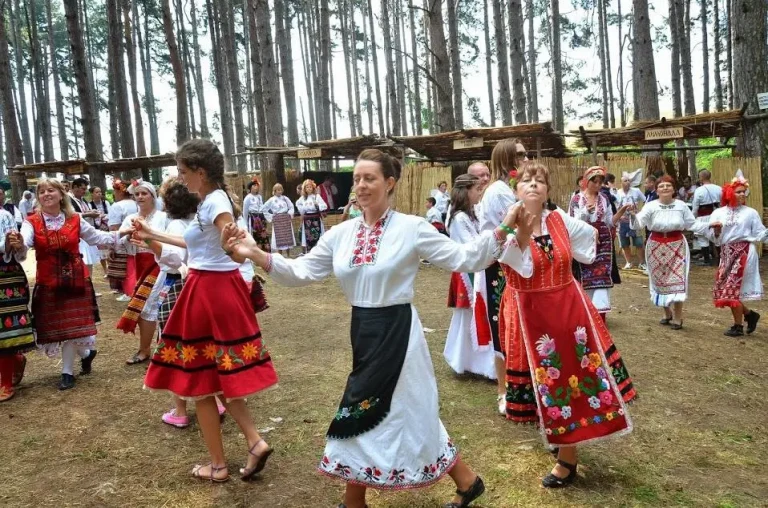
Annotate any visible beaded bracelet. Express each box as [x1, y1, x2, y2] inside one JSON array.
[[499, 224, 516, 236]]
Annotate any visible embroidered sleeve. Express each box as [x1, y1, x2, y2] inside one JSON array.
[[560, 210, 597, 264], [80, 215, 119, 247], [498, 235, 534, 278]]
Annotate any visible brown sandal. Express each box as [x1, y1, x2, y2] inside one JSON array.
[[191, 463, 229, 483], [240, 439, 274, 481]]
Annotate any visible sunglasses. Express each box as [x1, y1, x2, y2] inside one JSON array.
[[516, 151, 527, 158]]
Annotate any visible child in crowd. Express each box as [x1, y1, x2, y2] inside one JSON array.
[[426, 197, 447, 235]]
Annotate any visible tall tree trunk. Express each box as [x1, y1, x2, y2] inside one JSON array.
[[713, 0, 723, 111], [617, 0, 626, 125], [677, 0, 695, 116], [11, 0, 31, 163], [253, 0, 286, 180], [139, 2, 160, 156], [700, 0, 709, 112], [63, 0, 104, 187], [527, 0, 538, 122], [207, 0, 234, 157], [601, 0, 615, 127], [107, 55, 120, 158], [242, 1, 257, 166], [350, 0, 363, 135], [428, 0, 455, 132], [493, 0, 512, 124], [367, 0, 385, 135], [732, 0, 768, 197], [484, 0, 495, 126], [363, 4, 374, 134], [222, 1, 246, 172], [276, 0, 299, 145], [297, 6, 316, 140], [409, 1, 423, 134], [598, 0, 610, 127], [161, 0, 188, 145], [46, 0, 68, 160], [508, 0, 526, 124], [108, 0, 135, 157], [394, 0, 408, 134], [27, 0, 54, 161], [725, 0, 732, 109], [631, 0, 659, 120], [247, 0, 266, 145], [0, 2, 25, 196], [550, 0, 564, 130], [123, 0, 146, 158], [669, 0, 682, 117], [446, 0, 463, 128], [381, 0, 401, 135], [318, 0, 332, 138], [339, 0, 357, 136], [175, 0, 197, 139], [188, 0, 209, 137]]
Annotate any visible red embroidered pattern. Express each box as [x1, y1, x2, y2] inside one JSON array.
[[350, 212, 391, 267]]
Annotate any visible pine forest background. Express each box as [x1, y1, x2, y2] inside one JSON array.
[[0, 0, 766, 192]]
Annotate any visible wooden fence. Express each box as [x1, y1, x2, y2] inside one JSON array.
[[392, 162, 453, 215]]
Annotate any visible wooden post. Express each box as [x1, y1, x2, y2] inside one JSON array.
[[590, 138, 598, 166]]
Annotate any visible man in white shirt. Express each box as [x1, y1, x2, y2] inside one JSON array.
[[615, 174, 646, 268], [692, 170, 723, 266]]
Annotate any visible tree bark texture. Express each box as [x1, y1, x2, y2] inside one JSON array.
[[409, 1, 423, 134], [381, 0, 401, 135], [527, 0, 538, 122], [713, 0, 723, 111], [108, 0, 135, 157], [446, 0, 463, 128], [508, 0, 526, 124], [10, 0, 31, 163], [700, 0, 709, 112], [493, 0, 512, 124], [631, 0, 659, 120], [428, 0, 456, 132], [45, 0, 68, 160], [550, 0, 564, 130], [123, 0, 146, 158], [367, 0, 385, 135], [276, 0, 299, 145], [484, 0, 495, 126], [27, 0, 54, 161]]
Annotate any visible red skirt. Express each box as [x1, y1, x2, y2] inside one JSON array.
[[144, 269, 278, 400], [32, 281, 100, 345], [447, 272, 472, 309], [713, 241, 750, 308]]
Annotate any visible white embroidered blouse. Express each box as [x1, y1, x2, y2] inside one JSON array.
[[0, 209, 23, 263], [243, 193, 264, 215], [705, 205, 768, 245], [478, 180, 517, 232], [296, 194, 328, 215], [120, 211, 170, 255], [262, 195, 295, 222], [630, 199, 697, 233], [268, 210, 502, 308]]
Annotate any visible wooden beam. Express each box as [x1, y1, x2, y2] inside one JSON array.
[[583, 144, 737, 155]]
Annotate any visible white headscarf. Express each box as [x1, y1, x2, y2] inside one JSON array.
[[621, 168, 644, 188], [127, 178, 157, 199]]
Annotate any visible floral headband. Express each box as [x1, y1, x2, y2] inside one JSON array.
[[112, 179, 129, 192]]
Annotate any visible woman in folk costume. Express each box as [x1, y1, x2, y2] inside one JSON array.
[[0, 208, 34, 402], [89, 186, 111, 276], [132, 139, 278, 483], [243, 178, 270, 252], [107, 179, 138, 301], [263, 183, 296, 256], [12, 179, 131, 390], [475, 137, 524, 414], [568, 166, 628, 319], [221, 149, 521, 508], [498, 162, 637, 488], [706, 171, 768, 337], [116, 179, 170, 365], [296, 179, 329, 253], [629, 176, 699, 330], [443, 174, 496, 380]]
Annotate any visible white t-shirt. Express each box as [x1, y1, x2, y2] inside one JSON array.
[[184, 190, 240, 271], [237, 216, 255, 281], [108, 199, 138, 227], [615, 187, 646, 223]]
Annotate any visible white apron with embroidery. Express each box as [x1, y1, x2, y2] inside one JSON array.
[[269, 210, 502, 489]]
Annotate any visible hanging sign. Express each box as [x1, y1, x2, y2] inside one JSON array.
[[644, 127, 684, 141], [297, 148, 322, 159], [757, 92, 768, 110], [453, 137, 484, 150]]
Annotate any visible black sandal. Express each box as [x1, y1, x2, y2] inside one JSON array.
[[125, 352, 148, 365], [670, 321, 683, 330], [542, 459, 578, 488], [240, 439, 274, 481], [659, 317, 672, 326], [443, 475, 485, 507]]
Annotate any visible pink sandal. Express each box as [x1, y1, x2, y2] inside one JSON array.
[[162, 409, 190, 428]]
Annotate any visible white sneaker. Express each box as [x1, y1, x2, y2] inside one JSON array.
[[623, 262, 632, 270], [497, 394, 506, 415], [116, 294, 131, 302], [639, 263, 649, 274]]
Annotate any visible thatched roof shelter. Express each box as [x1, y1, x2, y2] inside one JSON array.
[[11, 153, 178, 175], [572, 109, 744, 151], [390, 122, 567, 161]]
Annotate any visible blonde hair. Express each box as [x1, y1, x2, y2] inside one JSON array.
[[35, 177, 75, 218], [301, 179, 317, 197], [273, 183, 284, 194]]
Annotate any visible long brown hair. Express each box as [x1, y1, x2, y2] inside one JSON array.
[[490, 138, 523, 182], [175, 139, 242, 218], [447, 174, 480, 228]]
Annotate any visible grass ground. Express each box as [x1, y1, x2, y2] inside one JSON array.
[[0, 254, 766, 507]]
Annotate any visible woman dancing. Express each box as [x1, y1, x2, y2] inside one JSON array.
[[0, 208, 34, 401], [133, 139, 278, 483], [117, 179, 169, 365], [296, 179, 328, 253], [107, 179, 138, 301], [706, 172, 768, 336], [262, 183, 296, 256], [11, 179, 130, 390], [222, 149, 520, 508], [498, 162, 637, 488], [629, 176, 698, 330], [443, 175, 496, 380]]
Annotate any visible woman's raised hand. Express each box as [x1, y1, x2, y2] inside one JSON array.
[[515, 204, 536, 240]]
